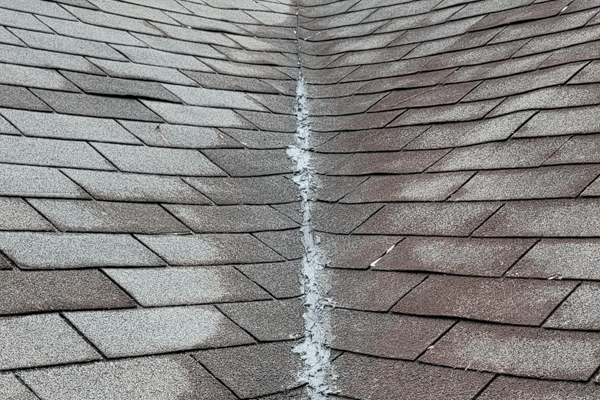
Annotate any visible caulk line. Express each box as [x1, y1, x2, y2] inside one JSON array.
[[288, 73, 331, 400]]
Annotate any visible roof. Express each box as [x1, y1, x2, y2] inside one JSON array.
[[0, 0, 599, 398]]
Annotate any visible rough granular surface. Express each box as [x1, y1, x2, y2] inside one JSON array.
[[1, 0, 599, 398]]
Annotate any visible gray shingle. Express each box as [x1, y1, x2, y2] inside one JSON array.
[[515, 107, 600, 138], [66, 306, 253, 357], [11, 29, 126, 60], [164, 204, 298, 233], [31, 89, 162, 121], [0, 43, 103, 73], [0, 164, 88, 198], [92, 143, 225, 176], [104, 266, 270, 307], [203, 149, 292, 176], [111, 45, 212, 72], [0, 374, 37, 399], [162, 84, 266, 111], [21, 355, 235, 400], [0, 84, 51, 111], [87, 0, 177, 24], [151, 22, 240, 48], [236, 261, 302, 298], [0, 108, 141, 143], [118, 121, 241, 148], [63, 5, 164, 35], [62, 71, 182, 102], [0, 314, 100, 369], [0, 8, 53, 32], [545, 283, 600, 330], [0, 114, 17, 134], [29, 199, 189, 234], [136, 234, 284, 265], [185, 176, 298, 205], [0, 0, 76, 19], [141, 101, 252, 128], [63, 169, 211, 204], [0, 26, 24, 46], [0, 198, 52, 231], [37, 15, 145, 45], [131, 32, 226, 58], [0, 270, 135, 314], [0, 135, 114, 169], [90, 58, 197, 85], [0, 232, 164, 269]]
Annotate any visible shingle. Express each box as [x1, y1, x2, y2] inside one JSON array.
[[151, 22, 240, 48], [312, 152, 353, 174], [450, 0, 537, 20], [301, 9, 372, 31], [420, 321, 600, 380], [218, 298, 303, 341], [0, 84, 51, 111], [0, 26, 24, 46], [331, 150, 448, 175], [489, 84, 600, 117], [478, 375, 600, 400], [163, 85, 265, 111], [87, 0, 176, 23], [37, 15, 145, 45], [21, 355, 235, 400], [326, 43, 416, 69], [390, 99, 503, 126], [463, 63, 584, 102], [275, 202, 382, 234], [167, 12, 247, 36], [299, 32, 401, 56], [0, 164, 88, 198], [164, 204, 298, 233], [0, 0, 76, 19], [119, 121, 240, 148], [395, 275, 576, 325], [313, 175, 367, 202], [584, 174, 600, 196], [0, 198, 52, 231], [221, 128, 295, 150], [0, 270, 135, 314], [236, 261, 302, 298], [111, 45, 212, 72], [545, 134, 600, 165], [136, 234, 283, 265], [253, 230, 304, 260], [185, 176, 298, 205], [0, 374, 37, 399], [515, 107, 600, 138], [509, 239, 600, 280], [92, 143, 225, 176], [183, 71, 280, 94], [63, 169, 211, 204], [199, 58, 289, 80], [105, 266, 269, 307], [66, 306, 253, 357], [30, 199, 188, 234], [0, 8, 53, 32], [0, 135, 114, 170], [327, 309, 454, 360], [356, 203, 501, 236], [0, 43, 102, 73], [316, 126, 426, 153], [372, 81, 480, 111], [452, 165, 599, 201], [131, 32, 225, 58], [202, 149, 291, 176], [11, 29, 125, 60], [90, 58, 197, 85], [544, 283, 600, 330], [0, 115, 17, 134], [344, 172, 474, 203], [31, 89, 162, 121], [475, 199, 600, 237], [375, 237, 535, 277], [322, 269, 425, 312], [141, 101, 252, 128], [236, 110, 296, 132], [194, 342, 303, 399], [0, 314, 100, 369], [0, 108, 139, 143], [0, 232, 164, 269], [63, 5, 164, 35], [319, 233, 400, 269], [61, 71, 181, 102], [121, 0, 190, 13], [333, 353, 493, 400], [430, 137, 568, 172], [529, 29, 600, 64], [443, 53, 548, 84]]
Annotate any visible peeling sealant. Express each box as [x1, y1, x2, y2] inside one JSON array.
[[288, 74, 331, 400]]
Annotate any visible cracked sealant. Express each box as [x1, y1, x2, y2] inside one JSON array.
[[288, 73, 331, 399]]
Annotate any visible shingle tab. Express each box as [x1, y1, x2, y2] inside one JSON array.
[[37, 15, 145, 45], [0, 198, 53, 231], [21, 355, 236, 400], [163, 85, 267, 111], [0, 313, 100, 369], [0, 232, 164, 269], [0, 43, 102, 73], [104, 266, 270, 306], [90, 58, 198, 85], [136, 234, 284, 265], [66, 306, 253, 357], [111, 45, 212, 72], [515, 107, 600, 138], [142, 101, 253, 128], [319, 234, 400, 269], [0, 84, 51, 111], [0, 374, 37, 399], [478, 376, 600, 400], [185, 176, 298, 205], [0, 62, 77, 90], [203, 149, 292, 176], [0, 0, 76, 19], [0, 164, 88, 198]]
